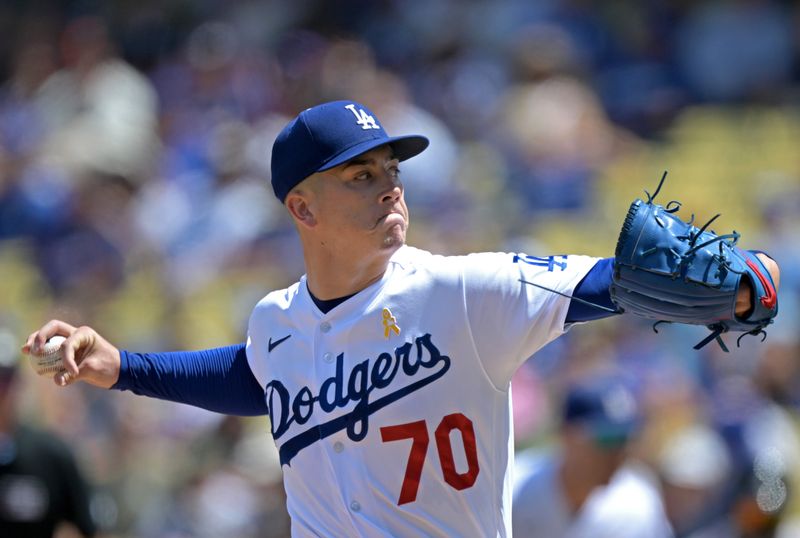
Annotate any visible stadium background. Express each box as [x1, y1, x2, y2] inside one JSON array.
[[0, 0, 799, 536]]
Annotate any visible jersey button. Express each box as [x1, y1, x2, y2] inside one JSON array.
[[333, 441, 344, 453], [320, 321, 331, 333], [350, 500, 361, 512], [323, 352, 333, 363]]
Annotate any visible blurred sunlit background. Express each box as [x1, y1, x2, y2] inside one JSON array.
[[0, 0, 799, 536]]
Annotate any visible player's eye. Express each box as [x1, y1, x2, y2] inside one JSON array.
[[386, 160, 401, 178]]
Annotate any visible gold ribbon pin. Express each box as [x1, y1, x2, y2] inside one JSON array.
[[382, 308, 401, 339]]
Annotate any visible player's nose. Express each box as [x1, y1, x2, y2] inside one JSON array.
[[379, 173, 403, 204]]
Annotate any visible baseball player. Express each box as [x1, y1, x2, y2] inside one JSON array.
[[22, 101, 779, 537]]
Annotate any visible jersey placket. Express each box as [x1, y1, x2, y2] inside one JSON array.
[[312, 312, 368, 534], [322, 297, 404, 535]]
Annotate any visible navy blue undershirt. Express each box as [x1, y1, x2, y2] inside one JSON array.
[[112, 258, 618, 414], [565, 257, 617, 323], [310, 289, 356, 314], [114, 344, 267, 415]]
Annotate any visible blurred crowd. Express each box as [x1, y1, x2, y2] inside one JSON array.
[[0, 0, 799, 536]]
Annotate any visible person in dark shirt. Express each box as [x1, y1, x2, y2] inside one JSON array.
[[0, 346, 96, 537]]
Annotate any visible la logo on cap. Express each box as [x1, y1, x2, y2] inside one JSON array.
[[345, 104, 380, 130]]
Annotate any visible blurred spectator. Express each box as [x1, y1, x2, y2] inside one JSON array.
[[713, 374, 798, 538], [655, 422, 734, 538], [132, 118, 283, 295], [0, 327, 96, 537], [0, 34, 68, 240], [498, 23, 622, 212], [513, 374, 673, 537], [33, 172, 131, 305], [37, 16, 160, 184]]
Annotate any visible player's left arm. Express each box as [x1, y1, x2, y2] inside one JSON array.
[[566, 258, 617, 323], [462, 251, 603, 387], [567, 253, 779, 323]]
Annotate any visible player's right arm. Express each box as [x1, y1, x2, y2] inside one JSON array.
[[22, 320, 268, 416]]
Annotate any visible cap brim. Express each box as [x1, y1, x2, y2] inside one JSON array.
[[317, 134, 429, 172]]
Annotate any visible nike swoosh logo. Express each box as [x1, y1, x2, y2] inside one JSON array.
[[268, 334, 292, 352], [745, 258, 777, 310]]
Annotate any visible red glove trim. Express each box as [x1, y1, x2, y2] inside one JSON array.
[[746, 258, 777, 310]]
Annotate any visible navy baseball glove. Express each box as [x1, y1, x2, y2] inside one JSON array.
[[610, 173, 778, 351]]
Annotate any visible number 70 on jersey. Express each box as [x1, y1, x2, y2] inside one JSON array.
[[380, 413, 480, 505]]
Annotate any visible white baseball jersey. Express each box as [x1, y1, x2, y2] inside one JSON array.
[[245, 246, 598, 537]]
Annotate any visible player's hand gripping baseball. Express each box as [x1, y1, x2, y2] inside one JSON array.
[[21, 320, 121, 388]]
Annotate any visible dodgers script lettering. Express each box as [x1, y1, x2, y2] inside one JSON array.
[[265, 333, 451, 465]]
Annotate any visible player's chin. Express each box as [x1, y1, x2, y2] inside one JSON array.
[[380, 223, 406, 250]]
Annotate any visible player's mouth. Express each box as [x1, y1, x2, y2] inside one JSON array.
[[374, 211, 405, 229]]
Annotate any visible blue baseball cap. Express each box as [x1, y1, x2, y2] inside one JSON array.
[[562, 377, 641, 447], [270, 100, 430, 202]]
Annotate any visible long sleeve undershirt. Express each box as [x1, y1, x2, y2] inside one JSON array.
[[112, 344, 268, 415], [112, 259, 618, 411], [565, 257, 617, 323]]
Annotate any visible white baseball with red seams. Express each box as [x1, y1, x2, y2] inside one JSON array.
[[30, 335, 67, 377], [245, 245, 598, 537]]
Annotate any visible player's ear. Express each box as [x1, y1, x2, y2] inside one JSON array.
[[285, 190, 317, 228]]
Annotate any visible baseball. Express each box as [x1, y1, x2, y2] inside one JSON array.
[[30, 335, 67, 377]]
